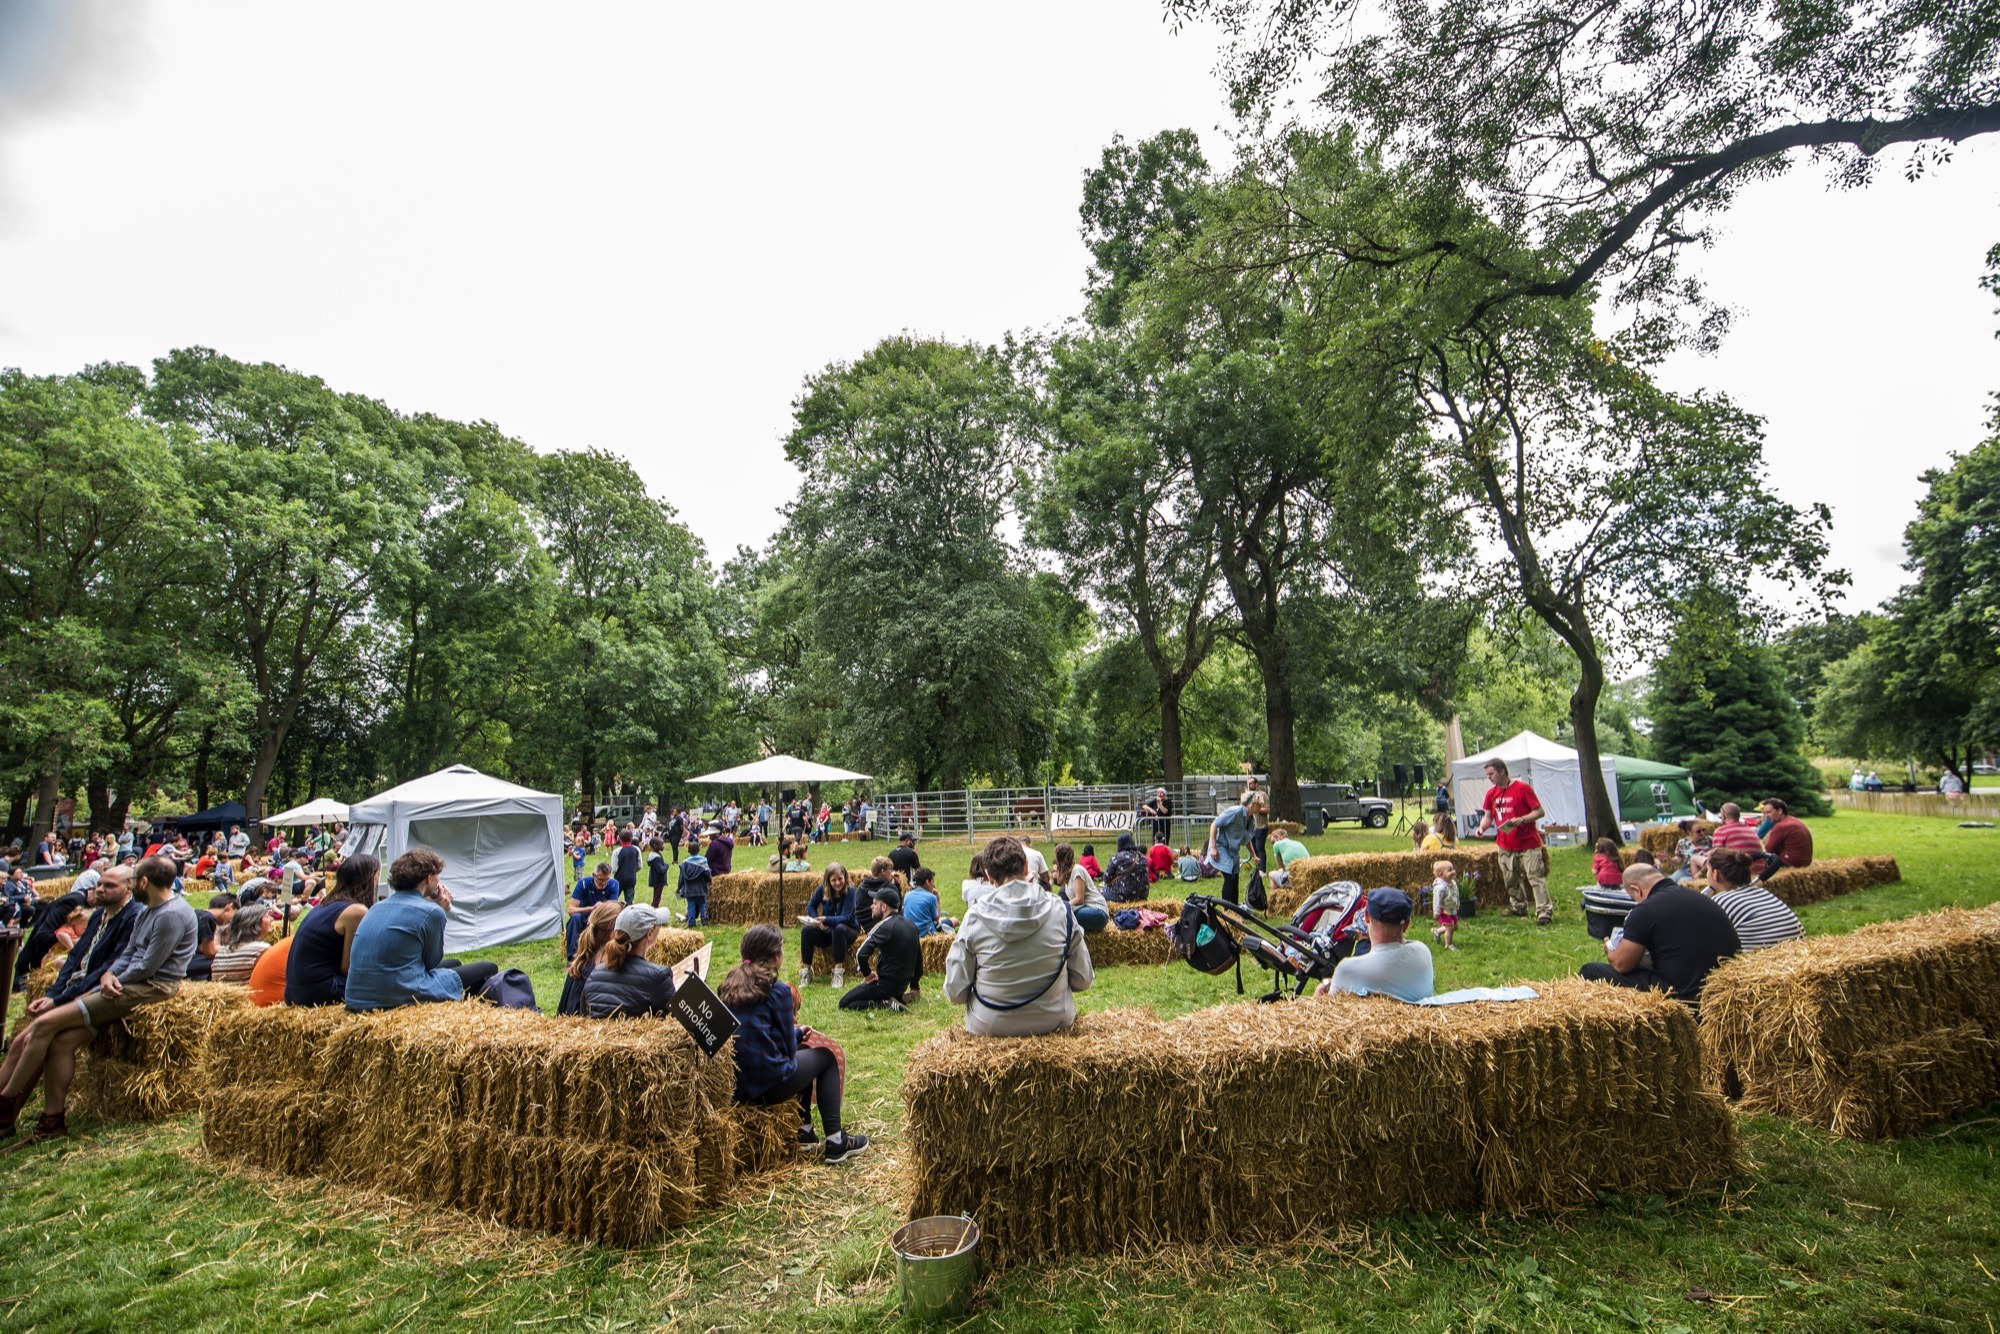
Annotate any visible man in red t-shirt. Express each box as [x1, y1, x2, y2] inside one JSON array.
[[1759, 797, 1814, 877], [1478, 759, 1552, 924]]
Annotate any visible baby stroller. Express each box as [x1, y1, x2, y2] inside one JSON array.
[[1172, 893, 1350, 1002]]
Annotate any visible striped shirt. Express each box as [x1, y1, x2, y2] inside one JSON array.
[[1710, 886, 1803, 952], [1711, 822, 1763, 853]]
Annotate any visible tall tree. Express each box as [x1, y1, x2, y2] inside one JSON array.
[[1816, 412, 2000, 781], [524, 448, 726, 811], [781, 336, 1077, 791], [1651, 608, 1832, 815], [1029, 330, 1220, 782], [0, 366, 188, 839], [1172, 0, 2000, 328], [147, 348, 422, 820]]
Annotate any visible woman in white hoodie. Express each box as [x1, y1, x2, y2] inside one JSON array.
[[944, 836, 1094, 1037]]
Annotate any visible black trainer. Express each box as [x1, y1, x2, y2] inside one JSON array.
[[798, 1124, 819, 1147], [822, 1132, 871, 1164]]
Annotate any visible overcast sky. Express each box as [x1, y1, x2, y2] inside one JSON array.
[[0, 0, 1993, 615]]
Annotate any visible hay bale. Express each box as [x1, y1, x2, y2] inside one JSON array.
[[704, 872, 817, 926], [1700, 903, 2000, 1139], [1079, 926, 1175, 967], [196, 1001, 777, 1246], [21, 959, 60, 1003], [643, 927, 710, 968], [1285, 850, 1498, 903], [1762, 856, 1902, 906], [904, 982, 1736, 1265], [32, 875, 75, 902], [1639, 822, 1717, 858], [73, 982, 256, 1121], [730, 1102, 801, 1177], [921, 933, 955, 975]]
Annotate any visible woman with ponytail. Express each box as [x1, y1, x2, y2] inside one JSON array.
[[558, 900, 623, 1016], [581, 904, 678, 1019], [719, 925, 868, 1164]]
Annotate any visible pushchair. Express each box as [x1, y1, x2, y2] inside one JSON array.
[[1172, 889, 1356, 1002]]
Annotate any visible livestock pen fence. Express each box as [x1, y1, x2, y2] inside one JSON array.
[[871, 779, 1250, 846]]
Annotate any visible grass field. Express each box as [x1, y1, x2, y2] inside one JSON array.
[[3, 810, 1997, 1332]]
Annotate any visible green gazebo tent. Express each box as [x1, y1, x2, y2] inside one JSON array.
[[1607, 755, 1700, 822]]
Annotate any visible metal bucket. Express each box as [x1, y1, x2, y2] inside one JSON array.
[[888, 1214, 981, 1320]]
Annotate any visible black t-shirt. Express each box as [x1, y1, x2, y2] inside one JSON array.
[[888, 845, 921, 877], [1620, 884, 1741, 1001], [187, 911, 217, 980]]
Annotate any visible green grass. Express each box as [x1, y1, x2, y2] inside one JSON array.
[[3, 810, 1998, 1332]]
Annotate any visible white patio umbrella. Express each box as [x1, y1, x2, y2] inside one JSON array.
[[261, 797, 351, 825], [683, 755, 872, 921], [684, 754, 871, 785]]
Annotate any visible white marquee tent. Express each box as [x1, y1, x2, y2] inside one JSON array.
[[343, 765, 565, 950], [1449, 730, 1617, 837]]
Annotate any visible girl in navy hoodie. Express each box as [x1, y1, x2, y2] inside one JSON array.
[[718, 925, 868, 1164]]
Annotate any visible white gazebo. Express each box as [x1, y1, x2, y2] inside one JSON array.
[[1449, 730, 1616, 837], [343, 765, 565, 950]]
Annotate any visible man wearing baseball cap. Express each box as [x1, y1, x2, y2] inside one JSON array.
[[1316, 888, 1435, 1003], [840, 885, 923, 1012]]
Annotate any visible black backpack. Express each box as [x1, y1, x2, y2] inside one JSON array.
[[1171, 900, 1239, 976]]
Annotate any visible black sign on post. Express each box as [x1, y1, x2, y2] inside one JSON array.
[[668, 971, 739, 1059]]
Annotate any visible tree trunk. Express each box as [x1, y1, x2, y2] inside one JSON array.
[[5, 785, 29, 844], [86, 770, 112, 834], [108, 791, 133, 834], [30, 765, 61, 847], [1569, 651, 1622, 844], [580, 754, 597, 820], [1262, 672, 1303, 821], [195, 729, 213, 815], [1159, 680, 1187, 785], [244, 734, 283, 824]]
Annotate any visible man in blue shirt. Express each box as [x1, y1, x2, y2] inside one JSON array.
[[1319, 889, 1435, 1003], [345, 849, 497, 1010], [1205, 793, 1266, 905], [567, 861, 622, 957]]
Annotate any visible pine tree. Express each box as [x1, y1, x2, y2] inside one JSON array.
[[1650, 634, 1830, 817]]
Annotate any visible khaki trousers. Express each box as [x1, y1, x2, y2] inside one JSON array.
[[1497, 848, 1552, 916]]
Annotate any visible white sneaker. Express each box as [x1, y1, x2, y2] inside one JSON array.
[[830, 967, 844, 988], [798, 965, 810, 987]]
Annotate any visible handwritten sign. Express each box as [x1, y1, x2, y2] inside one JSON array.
[[668, 971, 738, 1059], [1049, 810, 1137, 832], [668, 942, 712, 990]]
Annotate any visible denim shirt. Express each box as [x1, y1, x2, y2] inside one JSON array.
[[344, 890, 463, 1010]]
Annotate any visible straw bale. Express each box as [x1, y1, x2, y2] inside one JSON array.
[[72, 981, 257, 1121], [1761, 856, 1901, 906], [1081, 926, 1175, 967], [643, 927, 710, 968], [704, 872, 811, 925], [1284, 850, 1498, 902], [1639, 822, 1716, 858], [921, 932, 955, 975], [194, 1000, 775, 1245], [1700, 904, 2000, 1138], [905, 983, 1734, 1264], [21, 959, 60, 1003], [731, 1102, 802, 1177], [1102, 898, 1185, 918], [32, 876, 75, 903]]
